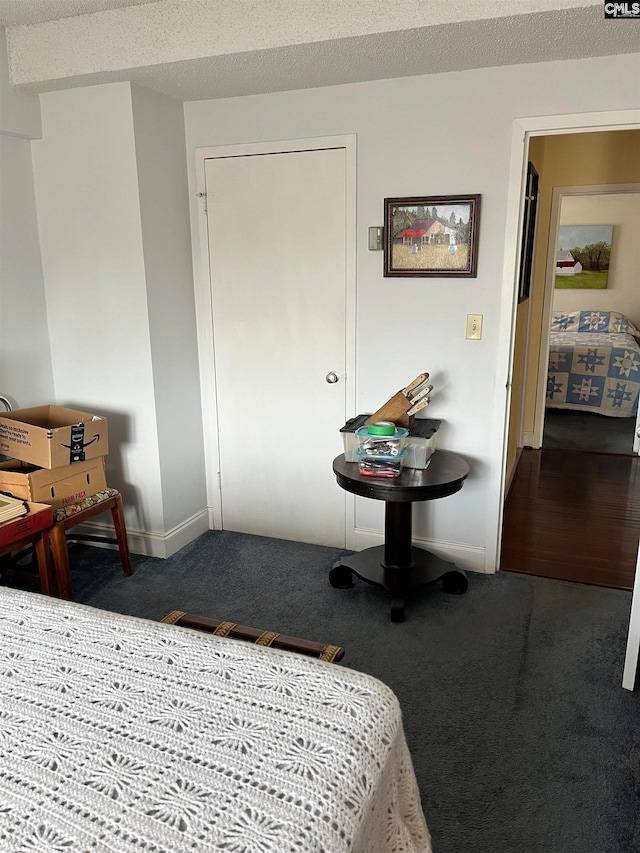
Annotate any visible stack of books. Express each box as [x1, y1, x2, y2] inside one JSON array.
[[0, 493, 28, 525]]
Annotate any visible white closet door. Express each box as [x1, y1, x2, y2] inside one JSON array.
[[205, 147, 348, 546]]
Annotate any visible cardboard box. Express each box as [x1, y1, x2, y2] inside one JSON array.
[[0, 406, 108, 469], [0, 502, 53, 549], [0, 457, 107, 509]]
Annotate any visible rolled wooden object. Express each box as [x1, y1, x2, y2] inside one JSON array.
[[161, 611, 345, 663]]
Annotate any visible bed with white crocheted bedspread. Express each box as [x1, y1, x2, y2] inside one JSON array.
[[0, 588, 430, 852]]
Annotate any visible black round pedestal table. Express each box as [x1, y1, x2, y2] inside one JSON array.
[[330, 451, 470, 622]]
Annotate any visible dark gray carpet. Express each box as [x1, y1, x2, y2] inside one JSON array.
[[8, 532, 640, 853], [543, 409, 636, 455]]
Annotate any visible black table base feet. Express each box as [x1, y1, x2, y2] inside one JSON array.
[[441, 570, 468, 595], [390, 597, 405, 623], [329, 545, 467, 621], [329, 562, 354, 589]]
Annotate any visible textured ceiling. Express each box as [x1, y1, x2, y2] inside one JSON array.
[[1, 1, 637, 102], [0, 1, 155, 26], [0, 0, 600, 26]]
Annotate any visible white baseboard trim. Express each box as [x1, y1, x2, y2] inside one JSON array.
[[73, 509, 211, 559], [504, 446, 523, 496], [522, 431, 540, 448], [72, 511, 489, 572], [349, 527, 488, 573]]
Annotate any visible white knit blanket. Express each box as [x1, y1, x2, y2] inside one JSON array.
[[0, 588, 431, 852]]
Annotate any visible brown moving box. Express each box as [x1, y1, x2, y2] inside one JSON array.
[[0, 405, 108, 469], [0, 502, 53, 548], [0, 458, 107, 510]]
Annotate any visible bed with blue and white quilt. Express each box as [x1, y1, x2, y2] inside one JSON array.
[[546, 310, 640, 417]]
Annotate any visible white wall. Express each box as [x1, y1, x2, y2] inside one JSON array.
[[553, 194, 640, 328], [31, 81, 207, 554], [32, 82, 162, 541], [0, 28, 53, 408], [130, 83, 207, 533], [185, 53, 640, 569]]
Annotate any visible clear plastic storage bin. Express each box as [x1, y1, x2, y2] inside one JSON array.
[[341, 415, 440, 469], [355, 423, 408, 457], [356, 448, 408, 478]]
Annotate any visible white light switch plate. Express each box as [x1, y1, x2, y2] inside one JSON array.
[[466, 314, 483, 340]]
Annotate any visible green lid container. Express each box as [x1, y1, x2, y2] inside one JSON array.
[[366, 421, 396, 436]]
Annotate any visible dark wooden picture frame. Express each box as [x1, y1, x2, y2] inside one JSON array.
[[383, 194, 481, 277], [517, 162, 539, 303]]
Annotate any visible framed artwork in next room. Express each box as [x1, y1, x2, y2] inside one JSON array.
[[555, 224, 613, 289]]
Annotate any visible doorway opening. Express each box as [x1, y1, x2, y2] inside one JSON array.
[[534, 184, 640, 459], [501, 128, 640, 590]]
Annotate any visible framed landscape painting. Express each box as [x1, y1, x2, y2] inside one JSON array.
[[383, 194, 481, 277], [555, 225, 613, 289]]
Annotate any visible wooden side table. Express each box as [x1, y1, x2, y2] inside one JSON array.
[[330, 451, 470, 621], [0, 529, 54, 596]]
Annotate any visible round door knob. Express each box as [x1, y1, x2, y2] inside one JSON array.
[[325, 372, 339, 384]]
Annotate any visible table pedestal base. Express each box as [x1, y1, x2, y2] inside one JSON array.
[[330, 455, 471, 623], [329, 546, 467, 622]]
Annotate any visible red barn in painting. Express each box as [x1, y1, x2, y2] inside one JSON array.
[[555, 249, 583, 276], [396, 218, 457, 247]]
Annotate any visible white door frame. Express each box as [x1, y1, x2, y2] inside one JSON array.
[[623, 546, 640, 690], [527, 182, 640, 450], [488, 108, 640, 690], [193, 135, 357, 538]]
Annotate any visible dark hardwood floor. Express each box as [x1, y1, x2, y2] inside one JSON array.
[[500, 448, 640, 590]]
